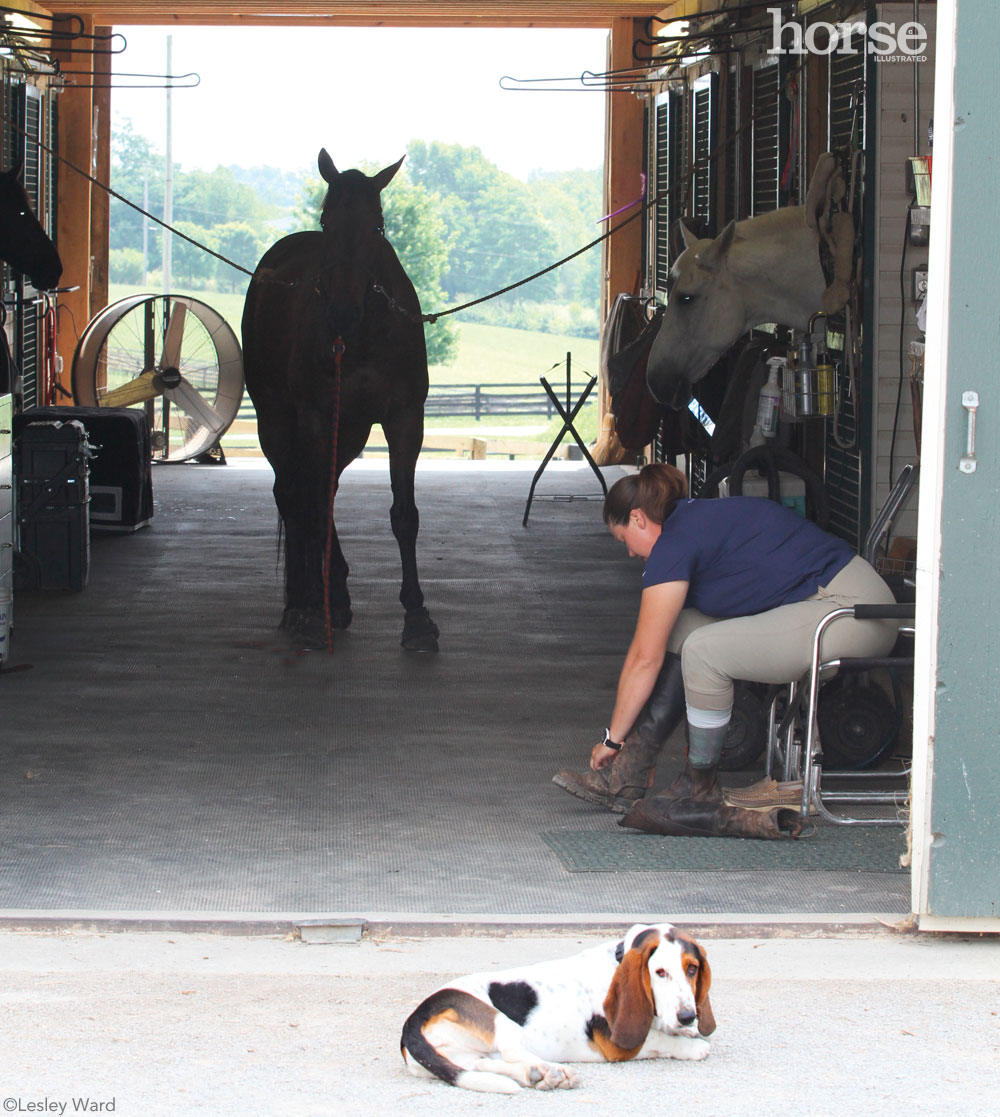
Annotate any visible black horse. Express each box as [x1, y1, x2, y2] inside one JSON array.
[[0, 162, 62, 290], [241, 150, 439, 652]]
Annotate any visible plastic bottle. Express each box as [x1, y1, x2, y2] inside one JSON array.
[[756, 358, 783, 437]]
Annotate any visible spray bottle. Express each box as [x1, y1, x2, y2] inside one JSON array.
[[753, 357, 784, 442]]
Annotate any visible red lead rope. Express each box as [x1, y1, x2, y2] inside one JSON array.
[[323, 337, 345, 654]]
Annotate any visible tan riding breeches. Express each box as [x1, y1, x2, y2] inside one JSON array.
[[667, 555, 900, 711]]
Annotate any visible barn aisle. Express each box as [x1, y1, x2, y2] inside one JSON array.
[[0, 458, 909, 923]]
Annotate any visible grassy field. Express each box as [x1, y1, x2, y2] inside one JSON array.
[[104, 284, 601, 456]]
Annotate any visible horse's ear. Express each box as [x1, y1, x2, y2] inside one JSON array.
[[697, 220, 737, 272], [371, 156, 405, 194], [317, 149, 338, 184], [678, 217, 699, 251], [2, 158, 24, 183]]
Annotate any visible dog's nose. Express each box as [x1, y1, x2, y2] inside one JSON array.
[[677, 1008, 697, 1027]]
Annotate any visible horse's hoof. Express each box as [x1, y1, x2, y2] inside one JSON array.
[[329, 606, 353, 631], [401, 610, 439, 653], [281, 608, 331, 651]]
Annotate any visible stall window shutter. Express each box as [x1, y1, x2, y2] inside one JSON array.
[[751, 61, 780, 215], [692, 73, 717, 228], [653, 90, 683, 296]]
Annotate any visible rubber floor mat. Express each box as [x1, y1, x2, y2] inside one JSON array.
[[540, 825, 909, 873]]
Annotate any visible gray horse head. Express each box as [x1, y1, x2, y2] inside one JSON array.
[[645, 209, 825, 409], [646, 220, 744, 408]]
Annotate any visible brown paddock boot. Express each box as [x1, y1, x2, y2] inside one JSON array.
[[552, 654, 686, 813], [552, 735, 662, 814]]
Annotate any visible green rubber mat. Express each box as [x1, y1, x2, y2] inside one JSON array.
[[540, 826, 909, 873]]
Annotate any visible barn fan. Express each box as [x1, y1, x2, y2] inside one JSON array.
[[71, 294, 244, 461]]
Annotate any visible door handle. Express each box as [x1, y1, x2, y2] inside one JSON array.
[[960, 390, 979, 473]]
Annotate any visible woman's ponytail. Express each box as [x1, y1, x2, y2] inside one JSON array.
[[603, 463, 688, 526]]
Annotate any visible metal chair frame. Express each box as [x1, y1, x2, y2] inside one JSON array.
[[763, 465, 919, 826]]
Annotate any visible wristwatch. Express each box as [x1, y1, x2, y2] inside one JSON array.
[[602, 728, 624, 752]]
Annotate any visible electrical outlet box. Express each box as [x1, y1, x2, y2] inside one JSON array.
[[909, 205, 931, 246], [912, 265, 928, 301]]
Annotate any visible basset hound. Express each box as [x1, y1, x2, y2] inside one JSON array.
[[400, 922, 715, 1094]]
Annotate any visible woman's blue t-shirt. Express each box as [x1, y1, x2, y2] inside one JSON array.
[[642, 497, 855, 617]]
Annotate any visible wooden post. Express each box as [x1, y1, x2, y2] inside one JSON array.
[[603, 18, 645, 317], [597, 17, 645, 458], [89, 28, 113, 332], [51, 15, 96, 402]]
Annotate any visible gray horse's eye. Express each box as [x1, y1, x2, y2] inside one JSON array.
[[676, 293, 695, 305]]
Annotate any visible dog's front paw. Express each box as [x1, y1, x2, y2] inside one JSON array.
[[672, 1035, 711, 1061], [528, 1060, 579, 1090]]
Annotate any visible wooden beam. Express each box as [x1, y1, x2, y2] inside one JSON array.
[[33, 2, 667, 28]]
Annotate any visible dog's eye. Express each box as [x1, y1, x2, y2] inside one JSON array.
[[655, 968, 667, 978], [686, 963, 698, 978]]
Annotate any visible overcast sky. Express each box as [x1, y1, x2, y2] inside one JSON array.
[[106, 25, 609, 180]]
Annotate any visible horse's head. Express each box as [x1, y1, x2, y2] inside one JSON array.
[[0, 162, 63, 291], [645, 219, 746, 408], [316, 149, 404, 339]]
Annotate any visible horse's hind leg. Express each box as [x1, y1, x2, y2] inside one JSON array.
[[383, 414, 439, 652]]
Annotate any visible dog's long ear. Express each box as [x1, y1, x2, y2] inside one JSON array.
[[604, 929, 660, 1051], [686, 936, 716, 1037]]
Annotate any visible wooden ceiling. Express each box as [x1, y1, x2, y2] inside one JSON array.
[[38, 2, 677, 29]]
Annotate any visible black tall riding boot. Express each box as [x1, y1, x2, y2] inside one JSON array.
[[620, 723, 803, 839], [552, 654, 687, 813]]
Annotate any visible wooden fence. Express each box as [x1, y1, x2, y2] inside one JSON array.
[[226, 381, 595, 459], [236, 381, 596, 422]]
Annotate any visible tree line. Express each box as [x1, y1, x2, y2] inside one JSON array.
[[109, 123, 603, 365]]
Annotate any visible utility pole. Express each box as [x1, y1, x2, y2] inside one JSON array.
[[161, 34, 173, 293], [142, 171, 149, 285]]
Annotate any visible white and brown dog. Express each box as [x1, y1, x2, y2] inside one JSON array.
[[400, 922, 715, 1094]]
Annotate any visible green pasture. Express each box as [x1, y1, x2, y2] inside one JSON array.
[[104, 284, 601, 453]]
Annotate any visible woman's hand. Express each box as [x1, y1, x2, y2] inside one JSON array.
[[591, 741, 620, 771]]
